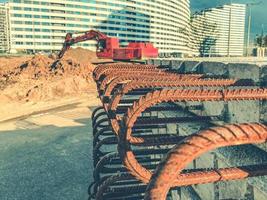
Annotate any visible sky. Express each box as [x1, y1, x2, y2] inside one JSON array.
[[0, 0, 265, 36], [191, 0, 267, 36]]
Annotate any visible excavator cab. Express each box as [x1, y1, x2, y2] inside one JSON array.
[[96, 37, 120, 59], [97, 39, 106, 52]]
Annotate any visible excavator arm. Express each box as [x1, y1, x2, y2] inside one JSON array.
[[58, 30, 108, 58]]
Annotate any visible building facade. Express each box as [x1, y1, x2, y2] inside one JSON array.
[[0, 3, 10, 53], [190, 4, 246, 57], [2, 0, 190, 56]]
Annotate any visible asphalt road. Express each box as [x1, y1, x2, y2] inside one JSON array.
[[0, 104, 95, 200]]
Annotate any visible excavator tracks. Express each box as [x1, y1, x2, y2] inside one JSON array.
[[89, 62, 267, 200]]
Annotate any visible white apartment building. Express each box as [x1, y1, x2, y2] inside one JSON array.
[[2, 0, 190, 56], [0, 3, 10, 53], [190, 4, 246, 57]]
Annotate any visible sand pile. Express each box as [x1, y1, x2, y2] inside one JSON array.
[[0, 48, 97, 102]]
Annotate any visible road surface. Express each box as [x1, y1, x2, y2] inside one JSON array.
[[0, 100, 98, 200]]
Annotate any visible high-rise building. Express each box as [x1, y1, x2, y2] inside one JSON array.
[[190, 3, 246, 57], [2, 0, 190, 56], [0, 3, 10, 53]]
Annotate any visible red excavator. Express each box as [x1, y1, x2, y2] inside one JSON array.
[[58, 30, 158, 61]]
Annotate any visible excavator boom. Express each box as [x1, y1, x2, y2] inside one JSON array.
[[58, 30, 108, 58]]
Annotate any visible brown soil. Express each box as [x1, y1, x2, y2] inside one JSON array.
[[0, 48, 98, 102]]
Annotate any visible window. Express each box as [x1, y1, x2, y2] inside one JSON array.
[[15, 41, 23, 45], [14, 14, 22, 17], [42, 29, 50, 32], [42, 22, 50, 26], [13, 7, 21, 10], [13, 21, 23, 24], [14, 28, 23, 31]]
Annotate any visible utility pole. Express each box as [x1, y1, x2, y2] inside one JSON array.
[[246, 1, 262, 57], [261, 24, 264, 47], [246, 7, 252, 56], [227, 3, 232, 57]]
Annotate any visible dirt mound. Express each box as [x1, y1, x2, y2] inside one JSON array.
[[0, 56, 32, 90], [20, 54, 54, 79], [0, 56, 31, 75], [19, 48, 95, 79], [0, 48, 97, 102], [25, 76, 94, 101], [62, 47, 97, 64]]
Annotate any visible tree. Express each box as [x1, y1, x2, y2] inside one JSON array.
[[255, 34, 267, 47], [189, 13, 218, 57]]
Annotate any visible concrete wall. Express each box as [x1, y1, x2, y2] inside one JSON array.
[[148, 59, 267, 200]]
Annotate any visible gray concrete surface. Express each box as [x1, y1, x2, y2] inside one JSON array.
[[0, 105, 95, 200], [150, 59, 267, 199]]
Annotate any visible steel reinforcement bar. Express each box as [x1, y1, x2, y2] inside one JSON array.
[[144, 123, 267, 200], [102, 79, 237, 134], [97, 66, 203, 87], [93, 63, 156, 77], [107, 78, 237, 112], [94, 64, 158, 81], [99, 72, 203, 93], [91, 63, 267, 200], [118, 88, 267, 183]]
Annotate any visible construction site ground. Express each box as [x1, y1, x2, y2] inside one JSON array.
[[0, 48, 104, 199], [0, 94, 100, 200]]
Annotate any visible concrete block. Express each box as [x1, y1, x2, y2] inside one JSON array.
[[226, 101, 260, 123], [146, 59, 154, 65], [255, 143, 267, 152], [202, 101, 224, 117], [166, 123, 177, 134], [260, 65, 267, 86], [196, 152, 214, 168], [153, 59, 161, 66], [201, 62, 228, 76], [216, 154, 248, 199], [260, 100, 267, 122], [160, 59, 171, 66], [181, 187, 202, 200], [216, 145, 267, 196], [170, 60, 183, 71], [218, 180, 247, 199], [254, 185, 267, 200], [171, 190, 181, 200], [227, 63, 260, 82], [179, 61, 201, 73], [194, 183, 215, 200]]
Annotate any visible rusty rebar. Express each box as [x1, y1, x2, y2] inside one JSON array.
[[144, 123, 267, 200], [118, 88, 267, 183], [91, 63, 267, 200]]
